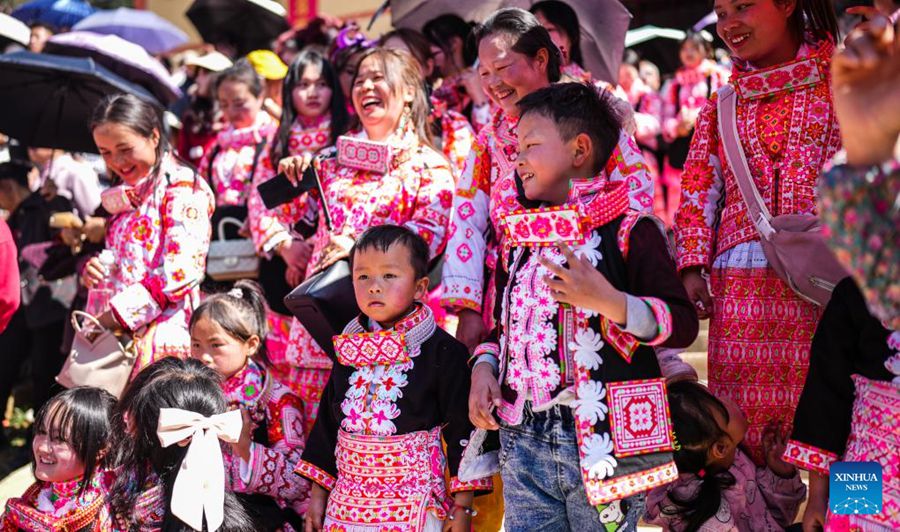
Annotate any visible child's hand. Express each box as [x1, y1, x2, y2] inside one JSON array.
[[230, 409, 253, 462], [443, 493, 475, 532], [762, 422, 795, 478], [803, 472, 828, 532], [305, 483, 328, 532], [539, 242, 626, 324], [469, 363, 501, 430]]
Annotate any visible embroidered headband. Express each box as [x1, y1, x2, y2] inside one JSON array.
[[156, 408, 243, 531]]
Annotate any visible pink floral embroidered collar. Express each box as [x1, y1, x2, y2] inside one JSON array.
[[223, 359, 266, 407], [731, 39, 834, 100], [674, 59, 719, 87], [288, 114, 331, 154], [217, 111, 277, 150], [335, 304, 436, 367], [502, 178, 629, 248]]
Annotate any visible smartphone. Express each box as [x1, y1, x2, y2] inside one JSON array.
[[257, 165, 333, 230]]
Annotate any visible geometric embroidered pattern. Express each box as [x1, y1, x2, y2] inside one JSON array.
[[333, 331, 409, 367], [607, 379, 675, 457], [782, 439, 838, 476]]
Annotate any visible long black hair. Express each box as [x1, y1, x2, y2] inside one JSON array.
[[422, 14, 477, 68], [530, 0, 583, 68], [788, 0, 839, 43], [472, 8, 562, 83], [32, 387, 117, 494], [107, 358, 256, 531], [271, 49, 349, 164], [663, 381, 737, 532], [91, 93, 168, 180]]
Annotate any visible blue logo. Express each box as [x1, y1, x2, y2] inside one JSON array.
[[829, 461, 883, 515]]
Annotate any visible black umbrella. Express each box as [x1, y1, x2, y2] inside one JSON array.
[[186, 0, 289, 56], [0, 51, 158, 153]]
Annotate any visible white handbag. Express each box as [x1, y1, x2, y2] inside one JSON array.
[[57, 311, 136, 398], [206, 217, 260, 281]]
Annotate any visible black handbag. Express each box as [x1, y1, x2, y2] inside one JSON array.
[[283, 259, 358, 358]]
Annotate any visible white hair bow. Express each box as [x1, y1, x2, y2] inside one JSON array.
[[157, 408, 243, 531]]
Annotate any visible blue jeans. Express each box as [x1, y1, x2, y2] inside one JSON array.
[[499, 403, 644, 532]]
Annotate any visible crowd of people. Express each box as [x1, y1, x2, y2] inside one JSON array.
[[0, 0, 898, 531]]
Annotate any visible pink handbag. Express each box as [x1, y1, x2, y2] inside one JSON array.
[[716, 86, 848, 307]]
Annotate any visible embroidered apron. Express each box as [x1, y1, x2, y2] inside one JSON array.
[[324, 427, 450, 532]]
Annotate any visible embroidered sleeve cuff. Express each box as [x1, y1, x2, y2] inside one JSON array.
[[623, 294, 659, 341], [441, 296, 482, 314], [109, 282, 163, 332], [450, 475, 493, 494], [295, 460, 336, 491], [636, 297, 673, 346], [469, 342, 500, 367], [782, 440, 839, 476]]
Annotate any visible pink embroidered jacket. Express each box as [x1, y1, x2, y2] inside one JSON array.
[[199, 111, 277, 208], [106, 156, 214, 374], [267, 128, 456, 370], [224, 360, 310, 518], [661, 60, 729, 143], [674, 41, 841, 272], [248, 116, 333, 256], [431, 98, 476, 181], [477, 180, 698, 505], [645, 449, 806, 531], [1, 474, 112, 532], [440, 108, 654, 314]]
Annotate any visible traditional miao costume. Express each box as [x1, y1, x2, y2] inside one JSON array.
[[441, 106, 654, 331], [199, 111, 277, 212], [673, 39, 842, 463], [784, 278, 899, 531], [105, 155, 214, 375], [222, 359, 310, 530], [248, 114, 334, 434], [659, 59, 729, 226], [470, 178, 697, 529], [1, 474, 111, 532], [263, 128, 455, 434], [295, 304, 492, 531]]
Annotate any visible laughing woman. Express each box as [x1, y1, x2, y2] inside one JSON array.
[[271, 47, 456, 430]]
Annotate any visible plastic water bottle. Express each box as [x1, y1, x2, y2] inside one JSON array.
[[85, 249, 116, 316]]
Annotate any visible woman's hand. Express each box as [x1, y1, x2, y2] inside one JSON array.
[[833, 12, 900, 165], [803, 472, 828, 532], [81, 256, 108, 289], [443, 492, 475, 532], [278, 153, 315, 186], [469, 363, 501, 430], [305, 484, 328, 532], [230, 409, 253, 462], [82, 216, 107, 244], [539, 242, 626, 324], [681, 267, 712, 319], [278, 239, 313, 272], [455, 309, 486, 353], [458, 68, 488, 106], [313, 234, 353, 273]]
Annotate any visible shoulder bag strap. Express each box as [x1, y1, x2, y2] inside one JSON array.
[[248, 139, 268, 183], [715, 85, 776, 241]]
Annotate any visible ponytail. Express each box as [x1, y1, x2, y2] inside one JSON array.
[[189, 280, 270, 366], [663, 381, 738, 531], [787, 0, 839, 44]]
